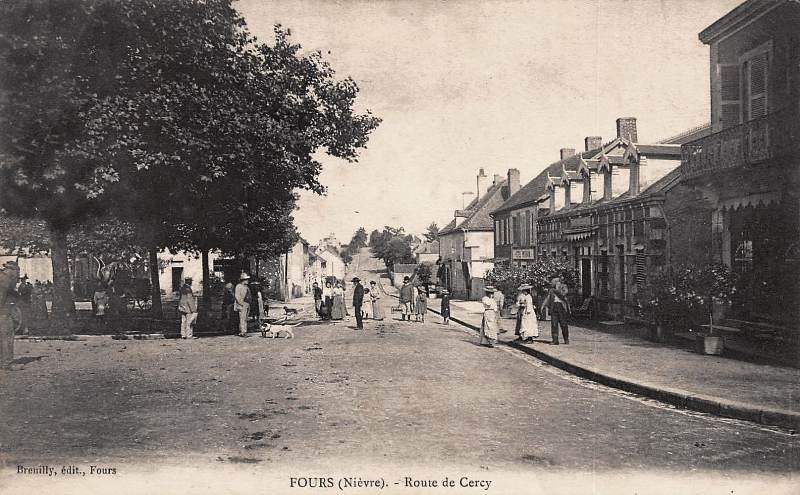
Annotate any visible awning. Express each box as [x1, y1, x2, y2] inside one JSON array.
[[562, 225, 598, 241], [720, 191, 781, 211]]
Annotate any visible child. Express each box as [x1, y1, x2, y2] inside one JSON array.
[[415, 285, 427, 323], [440, 289, 450, 325], [362, 288, 372, 319]]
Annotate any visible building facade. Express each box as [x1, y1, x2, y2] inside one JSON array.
[[679, 0, 800, 326], [438, 168, 513, 300]]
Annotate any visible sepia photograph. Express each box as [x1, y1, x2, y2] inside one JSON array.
[[0, 0, 798, 493]]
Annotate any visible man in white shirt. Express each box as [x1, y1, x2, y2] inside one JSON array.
[[234, 273, 252, 337]]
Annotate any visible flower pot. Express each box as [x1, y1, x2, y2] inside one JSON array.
[[697, 335, 724, 355]]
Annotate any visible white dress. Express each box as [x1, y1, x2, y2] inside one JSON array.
[[479, 295, 499, 343], [520, 294, 539, 339]]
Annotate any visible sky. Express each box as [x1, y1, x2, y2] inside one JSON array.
[[236, 0, 743, 246]]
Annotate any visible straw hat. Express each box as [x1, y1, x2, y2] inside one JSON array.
[[484, 286, 496, 293], [518, 284, 532, 291], [239, 272, 251, 281]]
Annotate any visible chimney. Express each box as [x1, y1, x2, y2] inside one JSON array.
[[603, 168, 613, 201], [563, 180, 572, 209], [585, 136, 602, 152], [560, 148, 576, 161], [493, 174, 503, 186], [507, 168, 520, 196], [476, 168, 487, 199], [616, 117, 638, 142]]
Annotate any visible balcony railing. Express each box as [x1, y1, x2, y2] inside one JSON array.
[[681, 101, 800, 180]]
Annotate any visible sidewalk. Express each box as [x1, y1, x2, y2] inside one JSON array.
[[412, 291, 800, 430]]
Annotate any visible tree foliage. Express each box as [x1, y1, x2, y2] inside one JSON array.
[[0, 0, 380, 316], [484, 259, 578, 303], [348, 227, 368, 251], [370, 226, 413, 271], [423, 222, 440, 243]]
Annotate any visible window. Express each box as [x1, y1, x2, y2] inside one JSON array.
[[742, 48, 769, 121], [719, 63, 741, 129]]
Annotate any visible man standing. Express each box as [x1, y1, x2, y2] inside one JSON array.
[[542, 276, 571, 344], [178, 277, 198, 339], [399, 276, 414, 321], [351, 277, 364, 330], [234, 272, 252, 337], [312, 282, 323, 320]]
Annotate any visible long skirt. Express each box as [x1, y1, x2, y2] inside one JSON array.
[[520, 310, 539, 339], [324, 297, 333, 319], [372, 299, 384, 320], [331, 295, 344, 320], [479, 309, 499, 344], [415, 297, 427, 315]]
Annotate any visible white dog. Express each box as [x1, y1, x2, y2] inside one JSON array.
[[260, 308, 301, 339], [260, 321, 298, 339]]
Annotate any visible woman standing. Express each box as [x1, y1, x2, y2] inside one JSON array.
[[414, 285, 427, 323], [516, 284, 539, 343], [369, 281, 384, 321], [93, 283, 109, 318], [479, 286, 499, 348], [440, 289, 450, 325], [323, 281, 334, 320], [331, 282, 344, 320]]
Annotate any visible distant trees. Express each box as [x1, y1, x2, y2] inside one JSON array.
[[0, 0, 379, 320], [424, 222, 440, 243], [349, 227, 368, 251], [369, 226, 414, 271]]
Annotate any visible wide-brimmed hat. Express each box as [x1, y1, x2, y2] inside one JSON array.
[[403, 276, 410, 282], [351, 277, 360, 282], [484, 286, 496, 293], [440, 289, 449, 294], [239, 272, 251, 281], [518, 284, 532, 291]]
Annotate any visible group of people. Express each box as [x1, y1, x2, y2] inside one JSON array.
[[177, 271, 268, 339], [398, 276, 429, 323], [312, 278, 384, 326], [478, 276, 571, 348]]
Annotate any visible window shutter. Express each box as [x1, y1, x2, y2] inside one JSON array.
[[748, 52, 768, 120], [719, 64, 740, 129]]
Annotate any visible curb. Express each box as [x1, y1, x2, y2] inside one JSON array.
[[392, 292, 800, 432]]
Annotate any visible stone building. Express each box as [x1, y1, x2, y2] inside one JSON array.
[[438, 168, 513, 300], [491, 117, 711, 318], [678, 0, 800, 326]]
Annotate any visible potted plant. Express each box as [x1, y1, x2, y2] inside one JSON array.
[[690, 263, 737, 355]]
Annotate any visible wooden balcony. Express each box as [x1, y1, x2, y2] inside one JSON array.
[[681, 101, 800, 180]]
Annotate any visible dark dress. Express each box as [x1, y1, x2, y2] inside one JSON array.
[[440, 294, 450, 319]]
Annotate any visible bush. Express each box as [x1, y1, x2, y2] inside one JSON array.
[[644, 263, 736, 330], [484, 258, 578, 303]]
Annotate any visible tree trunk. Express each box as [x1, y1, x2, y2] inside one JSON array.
[[201, 248, 211, 314], [149, 247, 163, 319], [49, 225, 73, 321]]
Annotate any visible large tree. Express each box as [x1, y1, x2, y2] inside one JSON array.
[[2, 0, 379, 319], [0, 0, 119, 317], [79, 3, 379, 313]]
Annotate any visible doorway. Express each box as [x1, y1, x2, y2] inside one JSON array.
[[581, 258, 592, 298], [171, 267, 184, 293]]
